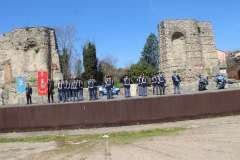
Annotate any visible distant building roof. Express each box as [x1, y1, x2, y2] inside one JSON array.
[[216, 49, 227, 65]]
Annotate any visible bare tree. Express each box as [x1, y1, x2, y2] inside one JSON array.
[[56, 25, 77, 52], [56, 26, 78, 79], [99, 56, 117, 76], [99, 56, 128, 83]]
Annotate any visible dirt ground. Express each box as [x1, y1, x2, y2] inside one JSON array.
[[0, 115, 240, 160]]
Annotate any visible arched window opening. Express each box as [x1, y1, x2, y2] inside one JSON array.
[[172, 32, 184, 41]]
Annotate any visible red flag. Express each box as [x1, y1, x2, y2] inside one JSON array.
[[38, 71, 48, 96]]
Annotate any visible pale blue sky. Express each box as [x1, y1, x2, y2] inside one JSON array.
[[0, 0, 239, 67]]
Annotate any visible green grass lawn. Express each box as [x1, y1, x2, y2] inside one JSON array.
[[0, 127, 186, 144]]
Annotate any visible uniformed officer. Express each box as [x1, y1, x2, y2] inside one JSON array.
[[151, 75, 158, 95], [215, 74, 226, 89], [172, 71, 181, 94], [48, 79, 55, 103], [57, 80, 63, 102], [137, 74, 143, 96], [141, 74, 148, 96], [123, 75, 131, 97], [62, 80, 67, 102], [69, 79, 73, 101], [198, 74, 208, 91], [93, 78, 98, 100], [66, 80, 70, 102], [88, 76, 96, 100], [25, 83, 33, 104], [71, 79, 77, 101], [63, 80, 70, 102], [105, 75, 114, 99], [158, 72, 166, 95], [77, 79, 84, 101], [68, 79, 72, 101]]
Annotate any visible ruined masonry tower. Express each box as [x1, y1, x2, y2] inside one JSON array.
[[158, 19, 219, 88], [0, 27, 62, 104]]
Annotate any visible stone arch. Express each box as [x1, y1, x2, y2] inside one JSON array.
[[171, 32, 187, 69], [0, 64, 4, 85], [172, 32, 185, 41], [238, 69, 240, 80]]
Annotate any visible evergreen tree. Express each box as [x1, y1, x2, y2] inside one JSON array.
[[97, 62, 104, 84], [83, 42, 98, 80], [140, 33, 159, 69], [128, 61, 158, 83]]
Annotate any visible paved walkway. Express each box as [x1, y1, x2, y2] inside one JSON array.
[[107, 115, 240, 160]]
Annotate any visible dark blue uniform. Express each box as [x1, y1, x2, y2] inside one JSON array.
[[57, 80, 63, 102], [93, 80, 98, 100], [105, 77, 114, 99], [77, 80, 84, 101], [123, 76, 131, 97], [88, 79, 96, 100], [198, 76, 208, 91], [172, 73, 181, 94], [151, 76, 157, 95], [141, 76, 148, 96], [71, 80, 77, 101], [48, 80, 55, 103], [137, 76, 143, 96], [26, 85, 32, 104], [158, 74, 166, 95], [63, 80, 70, 102], [215, 75, 226, 89]]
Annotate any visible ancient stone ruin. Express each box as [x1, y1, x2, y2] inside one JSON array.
[[0, 20, 224, 104], [226, 51, 240, 80], [158, 19, 219, 90], [0, 27, 62, 104]]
